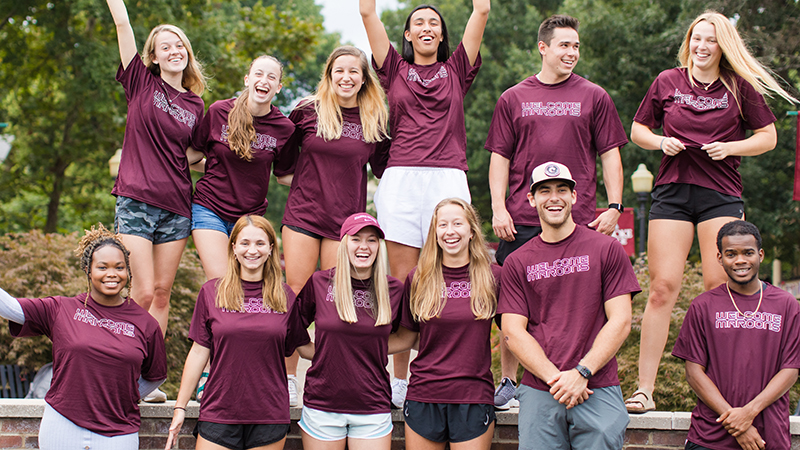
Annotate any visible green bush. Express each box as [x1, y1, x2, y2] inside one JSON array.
[[0, 230, 204, 398]]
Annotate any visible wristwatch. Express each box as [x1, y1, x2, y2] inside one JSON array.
[[575, 364, 593, 379], [608, 203, 624, 213]]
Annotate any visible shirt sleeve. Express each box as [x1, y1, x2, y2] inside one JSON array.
[[373, 45, 401, 92], [284, 286, 311, 356], [9, 296, 61, 338], [592, 89, 629, 155], [388, 277, 405, 333], [737, 78, 777, 131], [399, 273, 420, 332], [272, 116, 299, 177], [141, 322, 168, 381], [115, 56, 150, 104], [449, 42, 481, 96], [189, 282, 214, 348], [484, 92, 516, 158], [296, 274, 318, 329], [633, 70, 667, 130], [672, 299, 709, 367], [497, 258, 532, 317], [778, 292, 800, 370], [191, 104, 214, 155], [600, 239, 642, 301], [369, 137, 391, 179]]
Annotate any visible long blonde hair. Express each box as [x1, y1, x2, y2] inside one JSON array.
[[332, 229, 391, 326], [228, 55, 284, 161], [678, 11, 798, 108], [215, 216, 287, 313], [305, 46, 389, 144], [410, 198, 497, 322], [142, 24, 207, 96]]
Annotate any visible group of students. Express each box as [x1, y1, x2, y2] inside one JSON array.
[[1, 0, 800, 449]]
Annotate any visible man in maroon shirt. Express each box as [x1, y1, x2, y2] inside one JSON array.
[[485, 15, 628, 407], [499, 162, 639, 449]]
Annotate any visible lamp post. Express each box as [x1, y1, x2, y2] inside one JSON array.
[[109, 149, 122, 179], [631, 163, 654, 256]]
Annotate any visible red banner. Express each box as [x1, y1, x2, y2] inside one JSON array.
[[595, 209, 636, 257]]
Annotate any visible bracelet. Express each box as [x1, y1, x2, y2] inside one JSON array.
[[174, 406, 186, 411], [660, 137, 667, 150]]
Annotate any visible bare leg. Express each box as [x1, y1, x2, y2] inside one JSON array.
[[121, 234, 155, 311], [300, 431, 346, 450], [148, 238, 187, 335], [636, 219, 695, 395], [192, 229, 231, 280], [404, 424, 447, 450], [282, 227, 322, 295], [348, 435, 391, 450], [386, 241, 420, 382], [450, 423, 494, 450], [697, 216, 741, 291]]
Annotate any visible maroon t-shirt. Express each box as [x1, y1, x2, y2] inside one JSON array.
[[113, 57, 205, 218], [192, 98, 297, 223], [297, 268, 404, 414], [282, 102, 389, 240], [498, 226, 641, 391], [189, 279, 309, 424], [673, 283, 800, 450], [485, 74, 628, 226], [634, 68, 776, 197], [400, 264, 501, 405], [9, 293, 166, 436], [373, 43, 481, 170]]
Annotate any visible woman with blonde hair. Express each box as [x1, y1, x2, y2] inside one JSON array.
[[295, 213, 403, 450], [105, 0, 207, 348], [389, 198, 500, 450], [280, 45, 389, 404], [0, 224, 166, 449], [166, 215, 312, 450], [627, 10, 798, 413]]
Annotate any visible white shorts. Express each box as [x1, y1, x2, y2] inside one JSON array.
[[39, 403, 139, 450], [374, 167, 471, 248], [299, 406, 393, 441]]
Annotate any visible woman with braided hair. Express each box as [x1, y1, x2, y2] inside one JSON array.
[[0, 224, 167, 450]]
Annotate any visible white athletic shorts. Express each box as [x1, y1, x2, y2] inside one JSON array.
[[299, 406, 392, 441], [38, 403, 138, 450], [374, 166, 470, 248]]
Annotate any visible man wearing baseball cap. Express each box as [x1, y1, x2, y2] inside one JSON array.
[[498, 161, 640, 449]]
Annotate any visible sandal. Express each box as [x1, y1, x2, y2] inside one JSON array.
[[196, 371, 209, 402], [625, 389, 655, 414]]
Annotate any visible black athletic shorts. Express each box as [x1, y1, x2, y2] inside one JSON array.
[[685, 441, 714, 450], [281, 224, 324, 240], [403, 400, 495, 443], [495, 225, 543, 266], [194, 421, 289, 450], [649, 183, 743, 224]]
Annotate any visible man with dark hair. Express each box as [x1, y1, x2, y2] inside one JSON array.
[[499, 161, 640, 450], [485, 13, 628, 409], [673, 220, 800, 450]]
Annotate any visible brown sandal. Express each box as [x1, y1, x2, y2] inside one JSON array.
[[625, 389, 655, 414]]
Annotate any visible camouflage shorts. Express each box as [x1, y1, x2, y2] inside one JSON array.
[[115, 196, 191, 244]]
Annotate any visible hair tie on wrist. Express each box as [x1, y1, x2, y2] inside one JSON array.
[[174, 406, 186, 411], [660, 137, 667, 150]]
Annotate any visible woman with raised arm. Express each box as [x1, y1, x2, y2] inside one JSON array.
[[295, 213, 404, 450], [359, 0, 490, 407], [0, 225, 166, 450], [389, 198, 499, 450], [166, 216, 312, 450], [280, 45, 389, 405], [626, 11, 798, 414], [105, 0, 206, 341]]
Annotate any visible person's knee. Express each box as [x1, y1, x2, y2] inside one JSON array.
[[647, 278, 682, 309], [151, 285, 172, 309]]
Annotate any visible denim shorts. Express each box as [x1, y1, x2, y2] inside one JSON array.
[[299, 406, 393, 441], [191, 203, 237, 236], [114, 196, 190, 244]]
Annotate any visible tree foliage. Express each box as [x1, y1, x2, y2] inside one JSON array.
[[0, 0, 338, 234]]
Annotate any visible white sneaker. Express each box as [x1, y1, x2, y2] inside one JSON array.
[[288, 375, 299, 407], [143, 387, 167, 403], [390, 378, 408, 409]]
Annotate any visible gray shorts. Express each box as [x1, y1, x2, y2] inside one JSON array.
[[517, 384, 629, 450], [115, 196, 191, 244], [39, 403, 138, 450]]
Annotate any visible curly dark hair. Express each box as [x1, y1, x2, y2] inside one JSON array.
[[74, 224, 132, 299]]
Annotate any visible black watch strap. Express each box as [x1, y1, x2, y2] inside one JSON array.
[[575, 364, 592, 379], [608, 203, 624, 213]]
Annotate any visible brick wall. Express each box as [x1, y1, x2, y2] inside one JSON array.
[[3, 400, 800, 449]]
